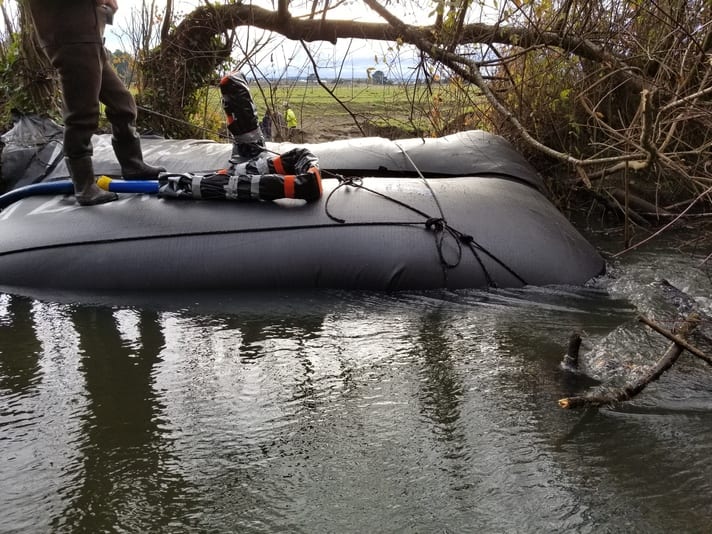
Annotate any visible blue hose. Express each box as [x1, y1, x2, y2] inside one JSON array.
[[97, 176, 160, 194], [0, 177, 161, 210], [0, 180, 74, 209]]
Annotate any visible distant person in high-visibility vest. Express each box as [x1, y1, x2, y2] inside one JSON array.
[[283, 102, 297, 140]]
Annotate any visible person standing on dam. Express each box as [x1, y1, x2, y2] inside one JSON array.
[[26, 0, 164, 206]]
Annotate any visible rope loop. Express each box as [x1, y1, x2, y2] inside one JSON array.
[[425, 217, 445, 232], [336, 174, 362, 187], [324, 173, 366, 223], [321, 145, 529, 288]]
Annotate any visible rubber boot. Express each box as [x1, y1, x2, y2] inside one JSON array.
[[219, 72, 266, 163], [111, 125, 165, 180], [66, 156, 118, 206]]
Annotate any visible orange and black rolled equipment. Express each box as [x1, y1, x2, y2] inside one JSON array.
[[158, 147, 322, 202]]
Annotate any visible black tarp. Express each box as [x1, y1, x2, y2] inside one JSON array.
[[0, 113, 64, 193]]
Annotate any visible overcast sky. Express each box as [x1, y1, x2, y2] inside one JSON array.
[[101, 0, 396, 78], [0, 0, 432, 80], [104, 0, 417, 80]]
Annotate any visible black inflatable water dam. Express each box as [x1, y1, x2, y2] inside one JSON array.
[[0, 131, 604, 291]]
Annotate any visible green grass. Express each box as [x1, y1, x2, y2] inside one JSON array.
[[186, 80, 490, 140]]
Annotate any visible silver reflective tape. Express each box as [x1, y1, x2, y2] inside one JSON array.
[[233, 162, 248, 174], [192, 175, 202, 199], [256, 158, 270, 174], [251, 176, 261, 199], [226, 176, 239, 199]]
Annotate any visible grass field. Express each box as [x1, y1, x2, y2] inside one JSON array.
[[190, 81, 486, 142]]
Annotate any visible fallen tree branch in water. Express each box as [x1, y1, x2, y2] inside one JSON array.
[[610, 188, 672, 219], [637, 315, 711, 366], [612, 185, 712, 258], [559, 313, 700, 409], [701, 251, 712, 268], [560, 331, 582, 371]]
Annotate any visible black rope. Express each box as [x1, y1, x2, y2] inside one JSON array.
[[463, 235, 528, 286], [323, 173, 361, 224], [322, 171, 529, 287], [0, 220, 432, 259], [395, 142, 529, 287], [111, 108, 529, 287], [424, 217, 460, 268]]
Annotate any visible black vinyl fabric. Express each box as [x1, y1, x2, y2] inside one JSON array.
[[0, 175, 604, 291], [0, 115, 65, 192], [0, 129, 604, 291], [43, 130, 546, 190]]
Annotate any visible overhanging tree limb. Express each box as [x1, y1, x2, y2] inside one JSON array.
[[146, 0, 652, 167], [167, 3, 646, 87], [361, 0, 647, 169]]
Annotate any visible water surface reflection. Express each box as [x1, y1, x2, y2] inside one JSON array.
[[55, 306, 191, 532], [0, 246, 710, 533], [0, 294, 42, 394]]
